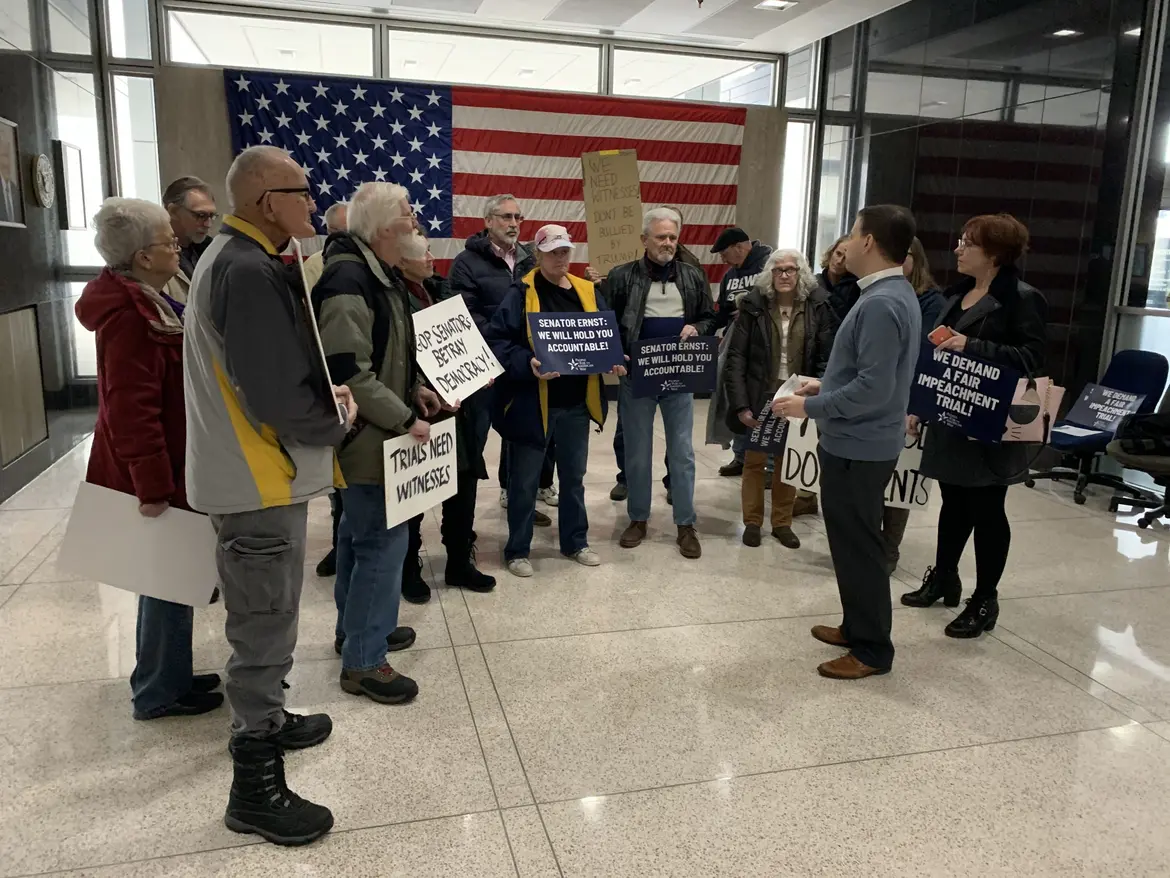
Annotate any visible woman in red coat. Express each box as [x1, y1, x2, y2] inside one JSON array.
[[76, 197, 223, 720]]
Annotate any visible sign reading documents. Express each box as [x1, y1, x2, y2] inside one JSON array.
[[527, 311, 624, 375], [412, 295, 502, 406], [908, 342, 1019, 443], [581, 149, 643, 277], [631, 336, 717, 398], [383, 419, 458, 529]]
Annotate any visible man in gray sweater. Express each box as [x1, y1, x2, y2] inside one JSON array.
[[773, 205, 920, 680]]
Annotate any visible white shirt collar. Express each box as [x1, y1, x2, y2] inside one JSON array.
[[857, 265, 905, 290]]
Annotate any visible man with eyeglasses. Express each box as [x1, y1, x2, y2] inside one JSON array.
[[449, 194, 555, 526], [184, 145, 356, 847], [163, 176, 219, 280]]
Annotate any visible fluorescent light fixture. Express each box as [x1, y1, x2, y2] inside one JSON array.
[[1126, 27, 1142, 36], [623, 77, 641, 86], [1051, 29, 1082, 37], [402, 58, 417, 67], [518, 68, 534, 79], [755, 0, 797, 9]]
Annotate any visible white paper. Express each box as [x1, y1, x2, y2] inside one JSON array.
[[291, 237, 345, 425], [412, 296, 503, 406], [773, 373, 814, 401], [57, 483, 218, 607], [1051, 424, 1100, 438], [383, 418, 459, 529]]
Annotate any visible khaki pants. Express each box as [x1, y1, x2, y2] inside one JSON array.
[[742, 450, 797, 528]]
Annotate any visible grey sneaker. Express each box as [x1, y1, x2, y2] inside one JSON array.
[[506, 557, 534, 578], [572, 547, 601, 566], [538, 486, 559, 506]]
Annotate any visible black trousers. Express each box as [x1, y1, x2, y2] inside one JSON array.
[[934, 482, 1010, 600], [499, 438, 555, 491], [405, 466, 479, 577], [818, 447, 898, 670]]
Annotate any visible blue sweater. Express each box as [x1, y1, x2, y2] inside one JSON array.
[[803, 274, 921, 461]]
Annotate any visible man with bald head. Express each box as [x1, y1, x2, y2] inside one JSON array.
[[184, 145, 356, 847]]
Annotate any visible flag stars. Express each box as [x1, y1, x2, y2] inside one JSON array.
[[373, 166, 387, 181], [426, 90, 441, 106], [428, 216, 443, 231], [334, 132, 350, 148], [352, 118, 368, 134], [336, 166, 351, 180], [352, 84, 367, 100], [234, 74, 251, 91], [371, 134, 387, 151], [389, 152, 405, 167], [408, 105, 423, 121], [295, 130, 311, 145], [371, 101, 386, 118], [315, 115, 330, 131], [427, 153, 441, 169], [353, 150, 368, 165], [389, 87, 404, 103], [426, 122, 442, 138], [294, 97, 311, 114], [427, 184, 442, 201], [314, 147, 331, 163], [409, 169, 424, 184], [258, 128, 274, 143], [238, 111, 254, 126], [275, 79, 290, 95], [313, 82, 329, 98], [332, 99, 349, 116], [389, 120, 405, 136], [256, 95, 272, 111], [317, 180, 332, 195], [407, 136, 422, 152], [275, 112, 291, 128], [410, 199, 424, 214]]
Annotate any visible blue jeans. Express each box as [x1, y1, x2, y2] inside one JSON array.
[[619, 379, 697, 526], [130, 596, 195, 717], [506, 403, 591, 560], [613, 411, 670, 489], [334, 484, 408, 671], [732, 434, 747, 462]]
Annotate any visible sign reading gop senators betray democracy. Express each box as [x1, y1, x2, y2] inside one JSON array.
[[383, 419, 458, 529], [908, 342, 1019, 443], [630, 336, 717, 398], [527, 311, 625, 375], [412, 295, 502, 407]]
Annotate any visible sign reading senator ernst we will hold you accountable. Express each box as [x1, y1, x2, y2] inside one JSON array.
[[527, 311, 625, 375], [630, 336, 717, 398], [412, 295, 503, 407], [383, 419, 458, 529], [907, 342, 1019, 443]]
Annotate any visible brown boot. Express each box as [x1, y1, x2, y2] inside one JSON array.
[[619, 520, 647, 548], [677, 525, 701, 559], [792, 492, 819, 517]]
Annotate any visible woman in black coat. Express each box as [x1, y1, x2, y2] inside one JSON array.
[[903, 214, 1047, 638], [724, 249, 838, 550]]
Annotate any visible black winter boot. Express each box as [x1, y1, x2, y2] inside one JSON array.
[[402, 557, 432, 604], [224, 736, 333, 846], [901, 566, 962, 608], [945, 595, 1000, 638]]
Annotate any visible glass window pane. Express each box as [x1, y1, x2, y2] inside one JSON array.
[[387, 30, 599, 93], [779, 120, 813, 250], [107, 0, 151, 59], [53, 71, 104, 267], [167, 11, 374, 76], [824, 31, 855, 112], [613, 49, 774, 106], [784, 44, 817, 110], [113, 75, 159, 202], [815, 124, 852, 257], [49, 0, 90, 54], [1, 0, 32, 51], [1015, 84, 1109, 128], [865, 72, 1006, 120]]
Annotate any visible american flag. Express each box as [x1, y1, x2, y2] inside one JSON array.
[[223, 69, 745, 290]]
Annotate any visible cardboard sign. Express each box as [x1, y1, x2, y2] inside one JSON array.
[[630, 336, 717, 398], [778, 419, 933, 510], [412, 295, 503, 406], [1065, 383, 1143, 434], [528, 311, 624, 375], [744, 405, 788, 454], [383, 419, 458, 529], [908, 342, 1019, 443], [58, 483, 218, 607], [581, 149, 643, 277]]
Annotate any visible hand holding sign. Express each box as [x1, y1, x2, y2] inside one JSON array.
[[415, 385, 442, 417], [333, 385, 358, 430], [738, 409, 760, 429], [937, 332, 968, 353], [383, 419, 457, 529], [409, 419, 431, 442], [530, 357, 561, 381], [680, 324, 698, 340]]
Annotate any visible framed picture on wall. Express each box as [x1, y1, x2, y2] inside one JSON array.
[[52, 140, 86, 231], [0, 116, 26, 229]]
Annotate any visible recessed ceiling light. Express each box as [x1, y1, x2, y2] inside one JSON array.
[[1125, 27, 1142, 36], [1051, 29, 1082, 37], [402, 59, 417, 67], [518, 68, 535, 79], [755, 0, 797, 9], [624, 77, 641, 86]]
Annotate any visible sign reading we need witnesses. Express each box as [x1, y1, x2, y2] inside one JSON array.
[[383, 419, 458, 529], [908, 342, 1019, 443], [528, 311, 625, 375], [412, 296, 503, 407]]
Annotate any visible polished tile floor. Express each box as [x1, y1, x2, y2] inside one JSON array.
[[3, 403, 1170, 876]]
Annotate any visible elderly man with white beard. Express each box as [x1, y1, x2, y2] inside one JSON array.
[[313, 182, 445, 706]]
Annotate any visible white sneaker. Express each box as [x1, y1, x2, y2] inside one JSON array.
[[499, 489, 508, 509], [538, 485, 559, 507], [506, 557, 533, 578], [572, 547, 601, 567]]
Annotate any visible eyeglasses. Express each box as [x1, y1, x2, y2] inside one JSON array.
[[771, 266, 798, 277], [491, 212, 524, 222], [256, 187, 313, 205], [956, 237, 974, 250], [143, 236, 181, 253], [183, 206, 219, 223]]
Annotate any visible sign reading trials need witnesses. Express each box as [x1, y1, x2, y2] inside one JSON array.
[[908, 343, 1019, 443], [412, 295, 503, 407], [383, 419, 458, 529], [581, 149, 643, 277], [528, 311, 625, 375], [630, 336, 718, 398]]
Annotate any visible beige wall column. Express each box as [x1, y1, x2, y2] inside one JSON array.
[[736, 105, 787, 249], [155, 66, 233, 209]]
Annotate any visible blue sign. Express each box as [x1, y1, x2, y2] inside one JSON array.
[[640, 316, 686, 340], [630, 336, 718, 398], [908, 342, 1019, 443], [745, 405, 788, 454], [1065, 383, 1144, 433], [527, 311, 624, 375]]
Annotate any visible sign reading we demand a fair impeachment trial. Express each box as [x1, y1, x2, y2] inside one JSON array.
[[908, 342, 1019, 443]]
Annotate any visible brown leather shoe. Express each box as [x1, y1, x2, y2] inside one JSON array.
[[792, 493, 819, 517], [810, 625, 849, 647], [677, 525, 701, 559], [817, 654, 890, 680], [619, 521, 647, 548]]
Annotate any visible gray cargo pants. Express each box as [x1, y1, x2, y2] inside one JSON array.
[[210, 502, 308, 737]]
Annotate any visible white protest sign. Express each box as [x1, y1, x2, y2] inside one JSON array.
[[778, 419, 933, 510], [383, 419, 458, 529], [412, 296, 503, 407]]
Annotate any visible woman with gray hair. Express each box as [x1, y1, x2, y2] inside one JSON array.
[[723, 248, 839, 548], [75, 197, 223, 720]]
